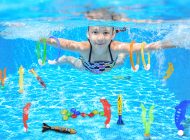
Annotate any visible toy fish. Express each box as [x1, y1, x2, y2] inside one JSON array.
[[163, 62, 174, 80], [42, 123, 76, 134], [100, 97, 111, 128], [29, 68, 46, 88], [23, 103, 31, 132], [117, 94, 124, 125], [18, 66, 24, 93]]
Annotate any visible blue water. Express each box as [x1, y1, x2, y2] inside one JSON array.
[[1, 0, 190, 140]]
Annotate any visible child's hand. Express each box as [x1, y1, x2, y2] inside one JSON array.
[[48, 59, 57, 65]]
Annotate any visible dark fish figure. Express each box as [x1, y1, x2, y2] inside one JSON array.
[[42, 123, 76, 134]]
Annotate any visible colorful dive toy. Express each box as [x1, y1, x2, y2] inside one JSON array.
[[18, 66, 24, 93], [141, 42, 150, 71], [42, 123, 76, 134], [163, 62, 174, 80], [29, 68, 46, 88], [175, 100, 190, 136], [60, 108, 104, 121], [0, 68, 6, 89], [117, 94, 124, 125], [100, 97, 111, 128], [129, 41, 140, 72], [36, 38, 47, 66], [23, 103, 31, 132], [140, 103, 154, 138]]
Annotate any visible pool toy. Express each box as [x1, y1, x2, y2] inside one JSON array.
[[99, 111, 105, 116], [81, 113, 87, 117], [63, 115, 69, 121], [129, 41, 140, 72], [42, 123, 76, 134], [71, 114, 77, 118], [175, 100, 190, 136], [140, 103, 154, 139], [92, 110, 99, 115], [29, 68, 46, 88], [88, 112, 95, 117], [36, 38, 47, 66], [100, 97, 111, 128], [141, 42, 150, 71], [113, 76, 131, 80], [61, 109, 103, 121], [163, 62, 174, 80], [0, 68, 6, 89], [23, 103, 31, 132], [60, 109, 68, 115], [117, 94, 124, 125], [18, 66, 24, 93], [70, 108, 76, 113]]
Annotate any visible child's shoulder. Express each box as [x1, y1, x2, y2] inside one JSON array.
[[78, 41, 90, 51]]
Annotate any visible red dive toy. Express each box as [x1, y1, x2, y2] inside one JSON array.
[[100, 98, 111, 128], [23, 103, 31, 132]]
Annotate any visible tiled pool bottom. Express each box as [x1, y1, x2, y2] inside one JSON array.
[[0, 67, 188, 140]]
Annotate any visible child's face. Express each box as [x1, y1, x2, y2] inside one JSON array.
[[88, 26, 115, 49]]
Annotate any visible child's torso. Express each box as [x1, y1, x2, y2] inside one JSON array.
[[80, 40, 118, 74]]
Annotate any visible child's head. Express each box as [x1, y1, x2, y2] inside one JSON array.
[[87, 26, 115, 49]]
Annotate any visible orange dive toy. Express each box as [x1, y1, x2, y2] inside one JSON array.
[[129, 41, 140, 72], [0, 68, 6, 89]]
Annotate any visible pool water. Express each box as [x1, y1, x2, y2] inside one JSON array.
[[1, 0, 190, 140]]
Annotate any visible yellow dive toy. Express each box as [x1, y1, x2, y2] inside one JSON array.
[[141, 42, 150, 71], [129, 41, 140, 72], [0, 68, 6, 89], [163, 62, 174, 80], [117, 94, 124, 125], [18, 66, 24, 93]]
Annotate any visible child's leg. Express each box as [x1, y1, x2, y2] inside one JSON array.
[[48, 55, 84, 70]]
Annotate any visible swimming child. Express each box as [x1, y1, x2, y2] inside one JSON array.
[[40, 26, 175, 74]]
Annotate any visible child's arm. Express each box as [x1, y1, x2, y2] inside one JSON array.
[[133, 40, 175, 52], [46, 38, 89, 52], [112, 40, 175, 53]]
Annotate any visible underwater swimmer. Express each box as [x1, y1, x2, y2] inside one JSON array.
[[41, 26, 176, 74]]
